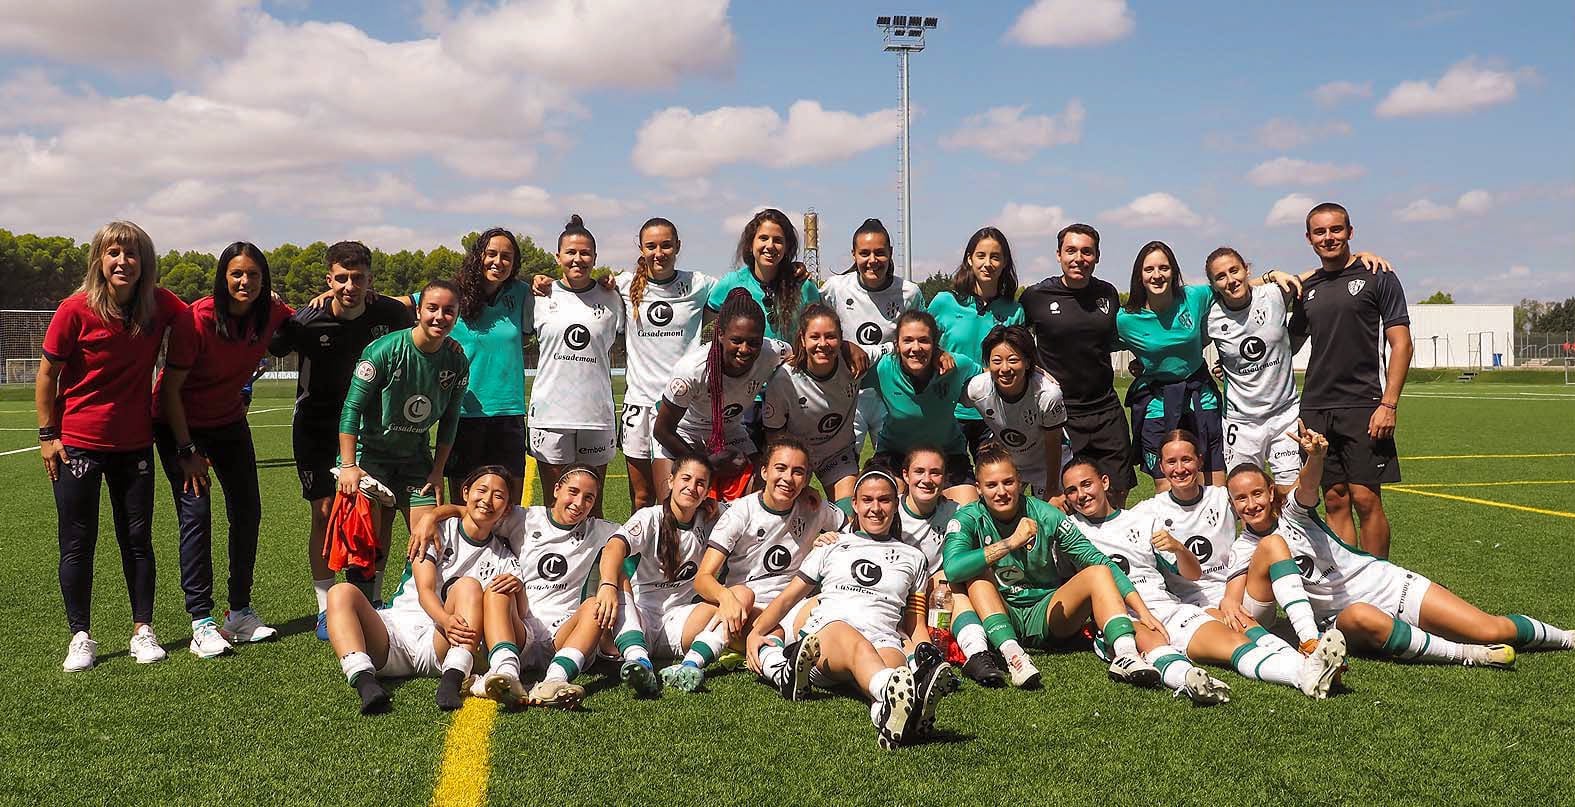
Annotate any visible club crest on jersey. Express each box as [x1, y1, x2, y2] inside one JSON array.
[[1306, 288, 1318, 301], [354, 360, 377, 383], [1178, 311, 1194, 328], [764, 544, 793, 573], [538, 553, 568, 581], [438, 370, 457, 389], [818, 413, 845, 435], [404, 394, 433, 423], [1347, 279, 1366, 296], [1185, 536, 1213, 562], [1204, 508, 1221, 527], [647, 301, 674, 326], [1098, 298, 1112, 315], [851, 558, 882, 587], [371, 325, 389, 338], [857, 322, 882, 344], [565, 324, 592, 350], [1241, 336, 1267, 362], [1251, 307, 1267, 326], [1000, 428, 1028, 448]]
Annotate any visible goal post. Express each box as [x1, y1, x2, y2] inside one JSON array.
[[1, 310, 54, 385]]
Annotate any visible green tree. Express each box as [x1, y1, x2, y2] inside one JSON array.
[[918, 270, 951, 303], [1419, 290, 1455, 304], [1538, 297, 1575, 332]]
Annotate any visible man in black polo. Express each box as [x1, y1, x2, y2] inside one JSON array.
[[1019, 223, 1136, 507], [1289, 202, 1412, 558]]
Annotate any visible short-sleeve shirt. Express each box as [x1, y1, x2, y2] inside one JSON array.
[[156, 296, 293, 429], [339, 330, 470, 463], [941, 496, 1136, 607], [42, 288, 185, 451], [867, 352, 979, 456], [269, 295, 413, 423], [899, 497, 957, 572], [1207, 284, 1298, 420], [1070, 508, 1180, 613], [960, 371, 1067, 483], [1226, 497, 1382, 614], [1132, 486, 1238, 607], [662, 339, 785, 449], [797, 533, 929, 637], [759, 349, 869, 465], [1289, 262, 1410, 410], [617, 270, 714, 407], [706, 267, 823, 342], [386, 517, 517, 615], [704, 493, 846, 605], [926, 290, 1026, 421], [413, 278, 533, 418], [819, 272, 924, 349], [615, 504, 718, 615], [495, 505, 621, 629], [1018, 276, 1122, 415], [528, 281, 622, 430]]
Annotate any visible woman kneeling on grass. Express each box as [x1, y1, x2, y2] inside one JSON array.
[[748, 470, 956, 749], [1222, 422, 1574, 669], [328, 466, 517, 714]]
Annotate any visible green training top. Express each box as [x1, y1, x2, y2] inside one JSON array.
[[413, 278, 532, 418], [705, 267, 823, 342], [1115, 283, 1219, 417], [942, 495, 1136, 607], [925, 290, 1025, 421], [340, 329, 470, 463], [865, 352, 980, 456]]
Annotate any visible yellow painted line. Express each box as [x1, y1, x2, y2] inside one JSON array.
[[429, 455, 537, 807], [1401, 452, 1575, 461], [1394, 480, 1575, 489], [1387, 485, 1575, 520]]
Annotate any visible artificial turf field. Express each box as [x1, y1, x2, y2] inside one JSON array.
[[3, 374, 1573, 806]]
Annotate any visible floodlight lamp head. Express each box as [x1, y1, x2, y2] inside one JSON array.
[[924, 17, 938, 28], [892, 15, 907, 26], [876, 15, 891, 25]]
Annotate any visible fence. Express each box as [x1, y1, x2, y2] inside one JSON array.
[[1515, 332, 1575, 367]]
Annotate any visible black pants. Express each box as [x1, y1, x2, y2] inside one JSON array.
[[54, 446, 156, 633], [154, 419, 263, 619]]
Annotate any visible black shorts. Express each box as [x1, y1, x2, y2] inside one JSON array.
[[1300, 407, 1400, 487], [1065, 404, 1137, 492], [959, 419, 995, 462], [446, 415, 528, 481], [870, 450, 976, 489], [292, 415, 339, 502], [1136, 406, 1227, 479]]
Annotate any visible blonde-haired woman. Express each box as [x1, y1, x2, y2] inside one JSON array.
[[38, 221, 187, 672]]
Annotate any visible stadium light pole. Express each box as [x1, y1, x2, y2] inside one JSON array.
[[875, 14, 938, 281]]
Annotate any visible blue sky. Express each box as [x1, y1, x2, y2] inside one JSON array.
[[1, 0, 1569, 302]]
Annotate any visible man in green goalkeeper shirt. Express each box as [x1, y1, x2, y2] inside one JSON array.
[[942, 445, 1168, 689], [337, 280, 470, 603]]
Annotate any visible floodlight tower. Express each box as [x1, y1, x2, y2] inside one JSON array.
[[875, 14, 938, 281]]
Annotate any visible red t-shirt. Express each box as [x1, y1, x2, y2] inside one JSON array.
[[155, 296, 294, 429], [42, 288, 186, 451]]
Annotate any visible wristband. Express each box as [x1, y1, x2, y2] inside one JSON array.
[[1378, 402, 1397, 411], [339, 461, 359, 469], [38, 426, 60, 441], [598, 581, 617, 589], [177, 442, 199, 460]]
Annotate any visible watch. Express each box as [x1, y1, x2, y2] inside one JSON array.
[[177, 443, 199, 460]]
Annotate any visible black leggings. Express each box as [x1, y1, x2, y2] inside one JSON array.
[[155, 419, 263, 618], [54, 446, 156, 633]]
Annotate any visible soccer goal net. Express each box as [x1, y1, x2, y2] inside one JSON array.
[[1, 310, 53, 384]]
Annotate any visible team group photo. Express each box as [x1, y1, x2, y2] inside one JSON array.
[[4, 1, 1572, 805]]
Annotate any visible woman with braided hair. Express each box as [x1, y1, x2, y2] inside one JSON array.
[[653, 288, 785, 501]]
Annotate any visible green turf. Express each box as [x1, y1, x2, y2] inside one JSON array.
[[3, 380, 1573, 805]]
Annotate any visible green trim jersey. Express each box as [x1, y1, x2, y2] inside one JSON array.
[[413, 278, 532, 418], [1070, 508, 1180, 614], [1227, 497, 1381, 605], [926, 290, 1026, 421], [759, 347, 873, 465], [899, 497, 958, 572], [866, 352, 980, 456], [617, 270, 714, 407], [705, 267, 823, 342], [340, 330, 469, 463], [662, 339, 786, 449], [819, 272, 924, 350], [615, 504, 718, 615], [1132, 486, 1237, 607], [797, 533, 929, 637], [960, 371, 1068, 488], [1207, 284, 1298, 420], [387, 517, 517, 616], [942, 496, 1136, 608], [1117, 284, 1220, 416], [705, 493, 846, 605], [497, 506, 620, 630], [529, 281, 623, 430]]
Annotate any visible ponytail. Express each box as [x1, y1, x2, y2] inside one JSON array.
[[630, 217, 679, 324]]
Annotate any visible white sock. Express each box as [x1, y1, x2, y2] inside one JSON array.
[[867, 666, 896, 701], [998, 638, 1027, 665], [1508, 614, 1573, 650], [1247, 626, 1295, 653], [956, 623, 990, 658], [1383, 619, 1469, 664], [757, 637, 787, 682], [489, 644, 520, 680], [545, 647, 585, 682], [1144, 645, 1195, 690], [340, 651, 375, 685], [1268, 561, 1320, 644], [313, 579, 334, 613], [683, 623, 729, 669], [1232, 643, 1301, 687], [868, 700, 883, 726], [1110, 634, 1138, 658], [442, 646, 474, 676]]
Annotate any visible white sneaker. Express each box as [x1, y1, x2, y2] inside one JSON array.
[[188, 619, 233, 659], [221, 607, 278, 643], [130, 625, 168, 664], [484, 670, 529, 708], [1004, 652, 1041, 689], [1174, 666, 1232, 705], [1107, 652, 1161, 687], [63, 631, 97, 672], [1297, 628, 1347, 698]]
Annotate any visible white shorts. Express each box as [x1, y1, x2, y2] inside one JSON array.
[[852, 388, 885, 453], [1315, 561, 1432, 629], [519, 610, 560, 672], [1017, 460, 1050, 497], [619, 402, 659, 460], [800, 612, 904, 651], [653, 423, 755, 461], [638, 602, 705, 660], [1155, 602, 1216, 654], [812, 444, 859, 491], [1242, 590, 1279, 627], [530, 427, 616, 466], [1224, 406, 1302, 486], [376, 609, 441, 679]]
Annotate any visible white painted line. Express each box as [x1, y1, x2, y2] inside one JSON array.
[[0, 445, 39, 457]]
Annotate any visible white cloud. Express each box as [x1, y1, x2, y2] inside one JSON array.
[[1098, 192, 1201, 228], [1310, 80, 1372, 107], [632, 101, 899, 178], [440, 0, 734, 88], [343, 225, 463, 254], [1395, 189, 1494, 222], [722, 206, 806, 237], [997, 202, 1069, 238], [1007, 0, 1134, 47], [0, 0, 262, 73], [1376, 59, 1530, 118], [1265, 193, 1319, 226], [941, 101, 1085, 162], [1246, 157, 1365, 187], [1255, 118, 1353, 150], [1455, 189, 1494, 213]]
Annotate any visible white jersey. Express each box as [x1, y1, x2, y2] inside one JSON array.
[[798, 533, 928, 637], [704, 493, 845, 604], [1228, 496, 1381, 604], [819, 272, 924, 349], [529, 281, 624, 429], [1071, 508, 1182, 613], [960, 371, 1068, 489], [1132, 487, 1237, 606], [616, 270, 714, 407], [387, 517, 516, 616], [1207, 284, 1297, 420], [759, 348, 872, 465], [898, 497, 957, 572], [498, 505, 620, 629], [615, 504, 717, 615], [663, 339, 785, 448]]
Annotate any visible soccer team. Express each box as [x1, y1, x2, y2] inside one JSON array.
[[36, 204, 1571, 749]]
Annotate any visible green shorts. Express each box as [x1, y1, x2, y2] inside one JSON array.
[[360, 455, 437, 510], [1005, 589, 1060, 649]]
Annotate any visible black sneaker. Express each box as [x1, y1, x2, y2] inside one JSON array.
[[962, 650, 1006, 688], [621, 660, 662, 698], [911, 644, 959, 739], [875, 667, 917, 750], [777, 634, 821, 701]]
